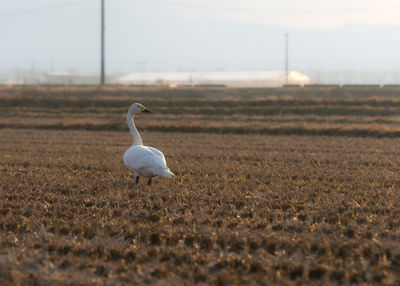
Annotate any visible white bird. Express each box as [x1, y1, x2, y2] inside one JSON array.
[[123, 103, 174, 185]]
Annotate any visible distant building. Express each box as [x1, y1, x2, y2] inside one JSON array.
[[117, 70, 310, 87], [42, 72, 101, 85], [41, 72, 118, 85]]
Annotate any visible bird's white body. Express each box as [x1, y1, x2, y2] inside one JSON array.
[[123, 103, 174, 182], [123, 145, 174, 178]]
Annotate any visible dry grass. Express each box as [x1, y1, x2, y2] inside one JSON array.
[[1, 86, 400, 285], [3, 84, 400, 100], [1, 129, 400, 285], [3, 86, 400, 137]]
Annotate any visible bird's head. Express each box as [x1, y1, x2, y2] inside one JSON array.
[[129, 103, 153, 114]]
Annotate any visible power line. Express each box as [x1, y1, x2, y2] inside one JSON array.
[[139, 0, 399, 14], [0, 0, 95, 15], [0, 32, 96, 40]]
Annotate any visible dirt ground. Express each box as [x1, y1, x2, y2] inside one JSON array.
[[1, 128, 399, 285]]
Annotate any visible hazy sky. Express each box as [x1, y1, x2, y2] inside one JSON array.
[[1, 0, 400, 74], [166, 0, 400, 28]]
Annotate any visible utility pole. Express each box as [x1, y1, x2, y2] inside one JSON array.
[[100, 0, 105, 85], [50, 57, 55, 73], [285, 33, 289, 85]]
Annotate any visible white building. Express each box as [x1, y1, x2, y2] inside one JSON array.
[[117, 70, 310, 87], [42, 72, 103, 85]]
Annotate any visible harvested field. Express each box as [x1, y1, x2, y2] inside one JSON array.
[[1, 86, 400, 285], [3, 86, 400, 137], [1, 128, 400, 285]]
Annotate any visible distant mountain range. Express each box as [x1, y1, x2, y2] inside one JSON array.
[[111, 4, 400, 74]]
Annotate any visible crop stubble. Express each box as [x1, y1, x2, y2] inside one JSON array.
[[3, 85, 400, 138], [0, 128, 400, 285]]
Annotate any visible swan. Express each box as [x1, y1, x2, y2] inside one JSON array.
[[123, 103, 174, 185]]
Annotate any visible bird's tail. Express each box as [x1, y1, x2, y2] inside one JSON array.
[[156, 167, 175, 178]]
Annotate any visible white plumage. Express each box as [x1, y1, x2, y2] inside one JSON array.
[[123, 103, 174, 185]]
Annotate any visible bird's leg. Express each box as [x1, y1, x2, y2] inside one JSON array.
[[147, 178, 152, 186], [135, 176, 140, 184]]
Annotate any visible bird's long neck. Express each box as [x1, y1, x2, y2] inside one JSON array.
[[127, 110, 143, 145]]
